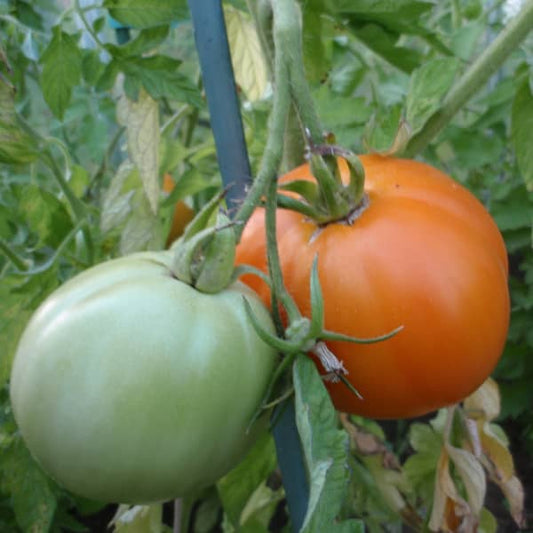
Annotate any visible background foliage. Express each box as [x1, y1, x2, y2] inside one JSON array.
[[0, 0, 532, 531]]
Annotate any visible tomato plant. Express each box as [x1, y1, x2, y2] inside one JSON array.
[[9, 251, 276, 504], [236, 154, 510, 419]]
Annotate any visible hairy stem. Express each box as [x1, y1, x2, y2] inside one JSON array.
[[405, 0, 533, 157], [232, 6, 292, 238], [270, 0, 323, 144]]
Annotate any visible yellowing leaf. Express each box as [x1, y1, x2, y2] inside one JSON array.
[[117, 88, 160, 214], [429, 450, 477, 532], [225, 6, 268, 102], [478, 422, 514, 482], [445, 444, 486, 515], [463, 378, 500, 421], [501, 476, 526, 529], [110, 504, 163, 533]]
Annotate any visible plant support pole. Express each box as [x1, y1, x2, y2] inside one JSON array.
[[187, 0, 252, 211], [187, 2, 309, 531]]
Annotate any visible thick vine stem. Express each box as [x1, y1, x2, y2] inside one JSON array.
[[405, 0, 533, 157], [269, 0, 323, 145], [233, 0, 327, 237]]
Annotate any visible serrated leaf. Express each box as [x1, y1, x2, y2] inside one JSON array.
[[218, 433, 277, 526], [293, 356, 364, 533], [0, 437, 57, 533], [104, 0, 187, 29], [511, 79, 533, 191], [110, 504, 163, 533], [14, 184, 72, 248], [40, 26, 82, 119], [117, 89, 160, 214], [225, 5, 268, 102], [406, 58, 460, 135], [121, 55, 202, 106], [119, 26, 170, 56]]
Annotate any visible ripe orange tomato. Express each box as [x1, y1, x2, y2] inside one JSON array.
[[236, 155, 510, 419], [163, 173, 195, 247]]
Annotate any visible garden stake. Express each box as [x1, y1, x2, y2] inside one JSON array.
[[187, 1, 310, 531]]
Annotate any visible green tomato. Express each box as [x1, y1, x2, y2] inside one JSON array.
[[10, 251, 276, 504]]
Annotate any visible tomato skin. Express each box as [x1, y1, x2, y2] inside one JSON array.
[[10, 251, 276, 503], [236, 155, 510, 419]]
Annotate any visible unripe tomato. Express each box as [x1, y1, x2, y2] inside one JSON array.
[[10, 251, 276, 503], [236, 155, 510, 419]]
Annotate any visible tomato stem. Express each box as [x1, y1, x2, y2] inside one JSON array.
[[405, 1, 533, 157], [232, 6, 291, 238], [265, 176, 302, 325]]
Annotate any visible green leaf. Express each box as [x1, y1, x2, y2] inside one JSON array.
[[111, 26, 170, 57], [406, 58, 460, 136], [104, 0, 188, 29], [302, 4, 332, 84], [329, 0, 433, 19], [225, 5, 268, 101], [81, 49, 105, 85], [363, 104, 403, 153], [161, 166, 219, 206], [293, 356, 364, 533], [0, 437, 57, 533], [40, 26, 82, 119], [218, 433, 277, 526], [14, 184, 72, 248], [120, 55, 202, 106], [511, 79, 533, 191], [451, 20, 485, 61], [0, 271, 60, 388], [0, 279, 32, 388], [403, 423, 442, 497]]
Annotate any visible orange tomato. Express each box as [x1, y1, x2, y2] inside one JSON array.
[[236, 155, 510, 419], [163, 173, 195, 247]]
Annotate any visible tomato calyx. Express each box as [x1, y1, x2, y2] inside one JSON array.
[[278, 141, 368, 226], [170, 190, 237, 294]]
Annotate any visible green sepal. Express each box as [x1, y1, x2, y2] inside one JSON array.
[[310, 153, 345, 216], [232, 264, 272, 287], [275, 194, 321, 219], [308, 254, 324, 338], [194, 212, 236, 293], [321, 325, 403, 344], [279, 179, 318, 205], [243, 298, 301, 354], [171, 191, 237, 293]]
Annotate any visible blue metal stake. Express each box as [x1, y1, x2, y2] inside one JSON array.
[[187, 2, 309, 531], [187, 0, 252, 212]]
